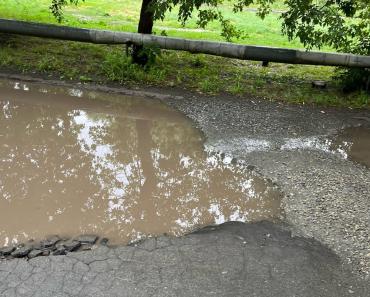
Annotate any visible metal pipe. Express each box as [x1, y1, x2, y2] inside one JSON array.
[[0, 18, 369, 68]]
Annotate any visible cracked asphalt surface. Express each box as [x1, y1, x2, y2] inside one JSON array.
[[0, 222, 368, 297], [165, 94, 370, 278], [0, 75, 369, 296]]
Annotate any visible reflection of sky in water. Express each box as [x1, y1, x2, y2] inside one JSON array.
[[280, 136, 352, 159], [207, 135, 353, 160], [0, 88, 282, 246], [72, 111, 140, 225], [68, 88, 84, 98], [206, 138, 272, 154], [69, 110, 276, 238], [1, 81, 368, 247], [14, 82, 29, 91]]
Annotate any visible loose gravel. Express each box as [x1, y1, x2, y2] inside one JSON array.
[[164, 93, 370, 279]]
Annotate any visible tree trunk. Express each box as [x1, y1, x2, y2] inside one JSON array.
[[132, 0, 154, 65]]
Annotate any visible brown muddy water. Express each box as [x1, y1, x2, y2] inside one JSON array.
[[281, 126, 370, 168], [0, 80, 282, 246], [331, 127, 370, 168]]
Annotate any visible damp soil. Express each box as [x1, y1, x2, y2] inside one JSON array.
[[0, 79, 282, 246]]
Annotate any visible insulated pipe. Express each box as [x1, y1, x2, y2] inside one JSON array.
[[0, 18, 369, 68]]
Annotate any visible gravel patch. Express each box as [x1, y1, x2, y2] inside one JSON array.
[[163, 93, 370, 279]]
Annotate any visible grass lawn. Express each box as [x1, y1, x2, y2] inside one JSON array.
[[0, 0, 302, 47], [0, 0, 368, 108]]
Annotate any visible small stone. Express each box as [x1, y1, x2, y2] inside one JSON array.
[[52, 247, 67, 256], [42, 250, 50, 256], [49, 245, 58, 252], [247, 165, 256, 171], [312, 80, 327, 89], [55, 241, 65, 249], [41, 235, 60, 248], [63, 241, 81, 252], [0, 246, 15, 256], [11, 246, 32, 258], [80, 244, 92, 251], [31, 243, 42, 250], [99, 238, 109, 246], [28, 249, 43, 259], [76, 235, 98, 245], [230, 158, 238, 165]]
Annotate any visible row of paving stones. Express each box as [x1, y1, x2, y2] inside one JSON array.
[[0, 235, 109, 260]]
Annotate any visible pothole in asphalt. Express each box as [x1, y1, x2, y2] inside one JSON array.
[[0, 79, 282, 246], [281, 126, 370, 168], [331, 126, 370, 168]]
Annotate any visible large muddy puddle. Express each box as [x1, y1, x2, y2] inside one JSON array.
[[0, 80, 282, 246]]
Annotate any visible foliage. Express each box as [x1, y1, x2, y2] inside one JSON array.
[[155, 0, 369, 90], [1, 35, 369, 107], [280, 0, 369, 53], [279, 0, 370, 91], [25, 0, 370, 91], [336, 67, 370, 93], [50, 0, 83, 22], [0, 1, 306, 48], [49, 0, 278, 42], [47, 0, 370, 53]]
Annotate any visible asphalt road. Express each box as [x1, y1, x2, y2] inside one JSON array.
[[165, 92, 370, 278], [0, 75, 369, 296], [0, 222, 368, 297]]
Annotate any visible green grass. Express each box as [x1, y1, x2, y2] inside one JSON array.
[[0, 0, 305, 48], [0, 0, 368, 108]]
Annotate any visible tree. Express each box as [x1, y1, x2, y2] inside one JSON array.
[[279, 0, 370, 91], [51, 0, 369, 90], [50, 0, 249, 64]]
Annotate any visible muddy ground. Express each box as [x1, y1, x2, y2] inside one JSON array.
[[0, 73, 369, 296]]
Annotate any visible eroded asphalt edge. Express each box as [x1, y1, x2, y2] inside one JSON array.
[[163, 93, 370, 276], [0, 74, 369, 296]]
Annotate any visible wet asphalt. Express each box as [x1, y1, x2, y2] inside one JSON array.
[[164, 92, 370, 279], [0, 74, 369, 296], [0, 222, 368, 297]]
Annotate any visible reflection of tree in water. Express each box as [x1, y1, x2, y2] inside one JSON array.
[[0, 92, 281, 245], [0, 99, 104, 245], [74, 104, 282, 241]]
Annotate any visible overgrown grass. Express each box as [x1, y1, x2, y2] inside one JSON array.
[[1, 34, 368, 108], [0, 0, 368, 107]]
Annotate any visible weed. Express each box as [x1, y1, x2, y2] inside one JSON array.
[[199, 77, 221, 93], [0, 33, 368, 108]]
